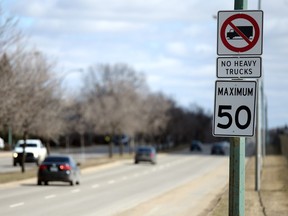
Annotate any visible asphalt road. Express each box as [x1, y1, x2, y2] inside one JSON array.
[[0, 149, 230, 216]]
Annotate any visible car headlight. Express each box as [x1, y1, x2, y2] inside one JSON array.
[[13, 153, 18, 158], [33, 152, 39, 158]]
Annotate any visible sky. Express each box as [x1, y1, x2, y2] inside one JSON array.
[[3, 0, 288, 129]]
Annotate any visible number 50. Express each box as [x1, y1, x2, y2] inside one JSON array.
[[217, 105, 251, 130]]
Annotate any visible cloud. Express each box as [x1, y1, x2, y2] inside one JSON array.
[[166, 42, 189, 57], [10, 0, 233, 21], [4, 0, 288, 128], [31, 19, 148, 35]]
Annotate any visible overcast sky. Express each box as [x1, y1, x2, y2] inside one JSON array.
[[3, 0, 288, 129]]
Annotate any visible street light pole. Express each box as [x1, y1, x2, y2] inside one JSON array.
[[57, 68, 84, 154]]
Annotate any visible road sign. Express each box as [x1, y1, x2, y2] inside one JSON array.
[[213, 80, 257, 137], [217, 10, 263, 55], [217, 57, 261, 78]]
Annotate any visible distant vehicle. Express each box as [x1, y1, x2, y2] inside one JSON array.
[[113, 134, 130, 146], [227, 26, 253, 40], [211, 142, 230, 155], [37, 155, 80, 186], [190, 140, 202, 152], [0, 137, 4, 149], [135, 146, 157, 165], [13, 139, 47, 166]]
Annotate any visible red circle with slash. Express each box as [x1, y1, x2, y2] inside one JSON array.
[[220, 13, 260, 53]]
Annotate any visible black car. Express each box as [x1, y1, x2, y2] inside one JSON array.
[[37, 155, 80, 186], [211, 142, 230, 155], [135, 146, 157, 164], [113, 134, 130, 146], [190, 140, 202, 152]]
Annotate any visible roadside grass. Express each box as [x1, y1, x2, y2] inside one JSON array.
[[207, 155, 288, 216], [0, 168, 38, 184]]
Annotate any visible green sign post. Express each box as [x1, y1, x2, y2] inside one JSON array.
[[229, 2, 247, 216], [215, 0, 264, 214]]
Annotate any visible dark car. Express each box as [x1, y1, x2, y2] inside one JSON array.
[[135, 146, 157, 165], [37, 155, 80, 186], [190, 140, 202, 152], [211, 142, 230, 155], [113, 134, 130, 146]]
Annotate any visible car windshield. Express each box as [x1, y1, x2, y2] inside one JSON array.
[[137, 148, 153, 153], [44, 157, 70, 163], [18, 143, 37, 148]]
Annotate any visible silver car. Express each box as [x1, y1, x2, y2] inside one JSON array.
[[134, 146, 157, 165]]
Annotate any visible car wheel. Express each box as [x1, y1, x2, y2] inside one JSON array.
[[135, 160, 139, 164], [13, 161, 17, 167], [44, 181, 48, 185], [37, 180, 42, 185], [70, 180, 75, 186]]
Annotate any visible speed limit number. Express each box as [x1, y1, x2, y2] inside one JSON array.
[[213, 80, 257, 137]]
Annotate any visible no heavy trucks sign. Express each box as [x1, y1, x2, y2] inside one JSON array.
[[217, 57, 261, 78], [213, 80, 257, 137], [217, 10, 263, 55]]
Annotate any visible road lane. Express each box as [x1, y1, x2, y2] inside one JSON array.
[[0, 151, 229, 216]]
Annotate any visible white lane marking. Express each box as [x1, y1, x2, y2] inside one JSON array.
[[108, 180, 115, 184], [121, 176, 128, 180], [45, 194, 56, 199], [10, 202, 24, 208], [71, 189, 80, 193], [92, 184, 100, 188], [133, 173, 139, 177]]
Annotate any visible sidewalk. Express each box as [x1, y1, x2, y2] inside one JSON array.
[[208, 155, 288, 216]]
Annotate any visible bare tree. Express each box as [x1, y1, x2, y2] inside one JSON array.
[[0, 4, 26, 147], [137, 93, 172, 148], [8, 51, 60, 172], [80, 63, 148, 157]]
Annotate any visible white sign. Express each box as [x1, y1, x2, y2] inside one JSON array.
[[217, 57, 261, 78], [213, 80, 257, 137], [217, 10, 263, 55]]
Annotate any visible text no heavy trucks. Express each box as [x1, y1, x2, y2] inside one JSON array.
[[217, 57, 261, 78]]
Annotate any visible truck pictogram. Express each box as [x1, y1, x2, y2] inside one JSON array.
[[226, 26, 253, 40]]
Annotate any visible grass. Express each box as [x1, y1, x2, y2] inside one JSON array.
[[207, 155, 288, 216], [0, 168, 38, 184]]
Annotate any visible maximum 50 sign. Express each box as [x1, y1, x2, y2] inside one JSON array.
[[213, 80, 257, 137]]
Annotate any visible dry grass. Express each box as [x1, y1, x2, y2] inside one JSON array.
[[208, 155, 288, 216]]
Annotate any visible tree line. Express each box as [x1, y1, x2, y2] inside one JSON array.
[[0, 6, 216, 164]]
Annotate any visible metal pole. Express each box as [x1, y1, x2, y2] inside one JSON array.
[[255, 0, 262, 192], [234, 0, 247, 10], [255, 79, 262, 191], [8, 125, 12, 149], [229, 2, 247, 216], [229, 137, 246, 215]]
